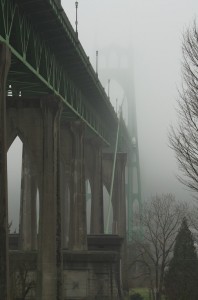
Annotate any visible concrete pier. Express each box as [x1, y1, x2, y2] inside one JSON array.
[[0, 43, 11, 300], [85, 139, 104, 235], [37, 97, 62, 300], [69, 122, 87, 251], [19, 147, 37, 251]]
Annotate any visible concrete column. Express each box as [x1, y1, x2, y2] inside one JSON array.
[[60, 122, 72, 249], [0, 43, 11, 299], [90, 142, 104, 234], [37, 97, 62, 300], [19, 146, 37, 251], [62, 184, 70, 248], [69, 121, 87, 250], [60, 163, 70, 249], [60, 167, 67, 248]]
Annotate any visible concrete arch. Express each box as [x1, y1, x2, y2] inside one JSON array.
[[6, 98, 43, 183]]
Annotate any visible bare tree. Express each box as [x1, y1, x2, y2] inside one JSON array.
[[185, 203, 198, 246], [129, 194, 185, 300], [169, 21, 198, 193], [10, 261, 36, 300]]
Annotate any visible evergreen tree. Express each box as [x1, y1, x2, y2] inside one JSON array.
[[164, 218, 198, 300]]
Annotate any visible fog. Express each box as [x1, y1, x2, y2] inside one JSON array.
[[61, 0, 198, 203], [7, 0, 198, 230]]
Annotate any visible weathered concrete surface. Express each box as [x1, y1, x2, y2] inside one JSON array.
[[0, 42, 11, 300], [62, 235, 123, 299], [37, 97, 62, 300], [63, 251, 119, 300], [60, 121, 73, 249], [69, 121, 87, 251], [9, 250, 37, 300], [19, 146, 37, 251], [5, 96, 128, 299], [8, 235, 123, 299], [6, 96, 63, 300]]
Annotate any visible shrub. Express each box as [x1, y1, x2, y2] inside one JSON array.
[[130, 293, 144, 300]]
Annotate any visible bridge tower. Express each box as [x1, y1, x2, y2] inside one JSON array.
[[98, 46, 142, 241]]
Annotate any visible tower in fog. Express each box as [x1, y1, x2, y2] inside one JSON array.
[[98, 45, 142, 241]]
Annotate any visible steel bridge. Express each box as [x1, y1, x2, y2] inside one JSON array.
[[0, 0, 141, 299], [0, 0, 118, 144]]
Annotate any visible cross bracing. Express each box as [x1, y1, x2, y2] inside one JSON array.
[[0, 0, 118, 145]]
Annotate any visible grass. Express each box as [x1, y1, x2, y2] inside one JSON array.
[[130, 288, 150, 300], [129, 288, 166, 300]]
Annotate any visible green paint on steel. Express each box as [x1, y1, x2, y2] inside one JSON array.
[[127, 102, 142, 242], [0, 0, 115, 145]]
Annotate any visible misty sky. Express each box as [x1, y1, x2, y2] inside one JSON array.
[[7, 0, 198, 231], [61, 0, 198, 203]]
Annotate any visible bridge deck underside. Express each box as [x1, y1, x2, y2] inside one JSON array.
[[0, 0, 119, 145]]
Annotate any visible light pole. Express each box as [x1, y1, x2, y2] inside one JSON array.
[[108, 79, 110, 98], [75, 1, 78, 36], [96, 50, 98, 75]]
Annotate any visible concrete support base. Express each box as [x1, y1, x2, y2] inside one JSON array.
[[9, 235, 123, 300]]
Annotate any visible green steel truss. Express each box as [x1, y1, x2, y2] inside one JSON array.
[[0, 0, 118, 145]]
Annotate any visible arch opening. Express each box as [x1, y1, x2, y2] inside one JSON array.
[[7, 136, 23, 233], [103, 184, 113, 234]]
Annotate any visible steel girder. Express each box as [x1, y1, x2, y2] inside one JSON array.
[[0, 0, 116, 144]]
